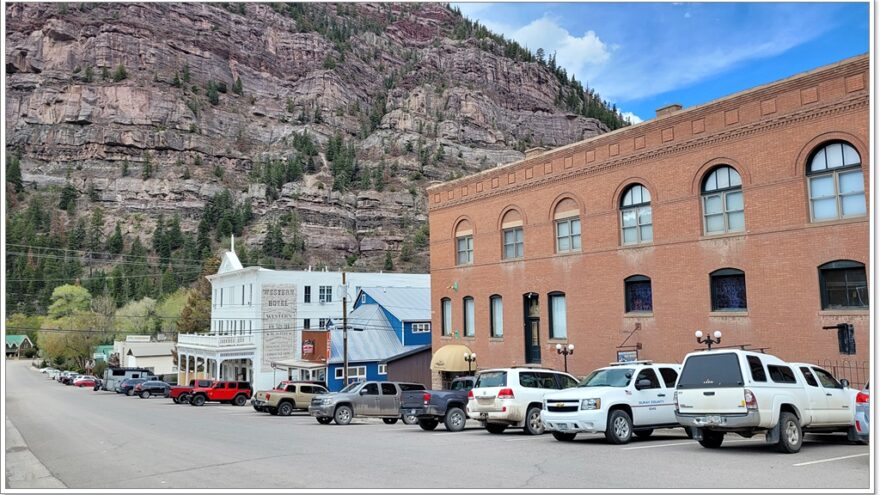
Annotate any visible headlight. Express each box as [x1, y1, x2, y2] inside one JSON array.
[[321, 398, 333, 405], [581, 398, 601, 410]]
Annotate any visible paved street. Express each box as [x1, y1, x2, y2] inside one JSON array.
[[4, 360, 870, 490]]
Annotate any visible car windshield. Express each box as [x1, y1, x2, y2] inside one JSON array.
[[579, 368, 634, 387], [339, 383, 360, 393], [451, 379, 473, 391]]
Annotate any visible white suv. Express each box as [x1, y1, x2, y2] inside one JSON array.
[[467, 367, 579, 435], [541, 361, 685, 444]]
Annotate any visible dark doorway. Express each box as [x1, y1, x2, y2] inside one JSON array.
[[523, 293, 541, 364]]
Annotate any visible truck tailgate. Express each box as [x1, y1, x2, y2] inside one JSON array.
[[676, 388, 747, 415], [400, 390, 425, 409]]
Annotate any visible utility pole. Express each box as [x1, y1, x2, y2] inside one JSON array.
[[342, 271, 348, 386]]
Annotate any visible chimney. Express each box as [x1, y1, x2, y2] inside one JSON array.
[[525, 147, 548, 159], [655, 104, 683, 118]]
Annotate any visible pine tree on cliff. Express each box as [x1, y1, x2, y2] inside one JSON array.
[[384, 251, 394, 271], [166, 214, 184, 251], [107, 222, 124, 255], [232, 77, 243, 96], [6, 154, 23, 193]]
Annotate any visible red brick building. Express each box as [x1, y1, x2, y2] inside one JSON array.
[[426, 55, 870, 386]]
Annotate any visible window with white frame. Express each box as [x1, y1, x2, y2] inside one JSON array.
[[549, 292, 567, 339], [411, 323, 431, 333], [456, 235, 474, 265], [555, 217, 581, 253], [378, 364, 387, 375], [490, 295, 503, 338], [441, 298, 452, 336], [502, 227, 524, 259], [808, 141, 865, 221], [334, 366, 367, 380], [702, 166, 744, 234], [620, 184, 652, 245], [463, 297, 475, 337], [319, 286, 333, 303]]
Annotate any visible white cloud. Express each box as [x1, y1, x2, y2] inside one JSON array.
[[619, 111, 644, 124], [483, 15, 611, 78]]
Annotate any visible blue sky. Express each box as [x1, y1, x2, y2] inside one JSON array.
[[452, 2, 870, 123]]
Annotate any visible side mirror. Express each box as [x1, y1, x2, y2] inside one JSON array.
[[840, 379, 850, 388], [635, 379, 652, 390]]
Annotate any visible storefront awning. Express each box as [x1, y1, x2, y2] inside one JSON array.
[[430, 344, 473, 372], [272, 359, 326, 370]]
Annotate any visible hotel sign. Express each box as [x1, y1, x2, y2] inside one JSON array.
[[261, 284, 297, 372]]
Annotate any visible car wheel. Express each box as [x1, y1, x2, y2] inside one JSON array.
[[604, 409, 633, 444], [698, 429, 725, 449], [776, 412, 803, 454], [173, 397, 181, 404], [233, 394, 247, 407], [419, 419, 439, 431], [402, 414, 418, 425], [552, 431, 577, 442], [278, 402, 294, 416], [634, 429, 654, 439], [268, 407, 279, 416], [334, 405, 353, 425], [140, 391, 150, 399], [524, 406, 545, 435], [190, 394, 206, 407], [317, 417, 333, 425], [486, 423, 507, 434], [180, 394, 191, 404], [444, 407, 467, 432], [383, 418, 399, 425]]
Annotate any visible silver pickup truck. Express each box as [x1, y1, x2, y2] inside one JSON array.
[[309, 381, 426, 425]]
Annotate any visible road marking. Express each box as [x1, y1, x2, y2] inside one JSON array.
[[793, 453, 870, 467], [622, 438, 762, 450]]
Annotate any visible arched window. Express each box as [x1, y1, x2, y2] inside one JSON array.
[[710, 268, 747, 311], [553, 198, 581, 253], [489, 295, 503, 337], [624, 275, 653, 313], [818, 260, 868, 309], [462, 297, 475, 337], [702, 166, 744, 234], [501, 210, 524, 259], [808, 142, 865, 221], [454, 220, 473, 266], [620, 184, 652, 245], [440, 298, 452, 336]]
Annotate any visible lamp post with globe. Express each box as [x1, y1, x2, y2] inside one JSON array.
[[556, 343, 575, 372], [695, 330, 722, 350]]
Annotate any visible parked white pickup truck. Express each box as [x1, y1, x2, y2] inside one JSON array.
[[541, 361, 687, 444], [674, 350, 858, 453]]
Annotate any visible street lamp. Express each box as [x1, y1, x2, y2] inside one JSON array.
[[695, 330, 722, 350], [464, 352, 477, 373], [556, 343, 575, 372]]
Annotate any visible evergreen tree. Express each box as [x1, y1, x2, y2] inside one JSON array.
[[383, 251, 394, 271], [6, 153, 23, 193], [166, 214, 184, 251], [206, 81, 220, 106], [262, 222, 284, 258], [152, 214, 171, 259], [107, 222, 124, 254], [113, 64, 128, 82], [121, 160, 130, 177], [141, 154, 153, 180], [182, 63, 191, 83], [232, 77, 243, 95], [87, 208, 105, 253], [58, 183, 79, 212], [68, 219, 87, 250]]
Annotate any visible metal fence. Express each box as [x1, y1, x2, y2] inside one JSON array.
[[816, 359, 870, 390]]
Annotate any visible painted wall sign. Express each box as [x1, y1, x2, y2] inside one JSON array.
[[261, 284, 297, 372]]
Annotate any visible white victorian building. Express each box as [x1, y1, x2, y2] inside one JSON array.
[[176, 243, 429, 391]]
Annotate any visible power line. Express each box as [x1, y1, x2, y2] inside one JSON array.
[[5, 251, 208, 269], [5, 243, 213, 265]]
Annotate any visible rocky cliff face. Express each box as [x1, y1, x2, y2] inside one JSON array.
[[5, 2, 610, 272]]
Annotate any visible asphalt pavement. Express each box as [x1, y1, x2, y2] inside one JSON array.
[[3, 360, 871, 490]]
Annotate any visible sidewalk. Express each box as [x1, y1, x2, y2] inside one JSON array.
[[5, 417, 66, 489]]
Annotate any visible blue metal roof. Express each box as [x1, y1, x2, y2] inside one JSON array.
[[329, 303, 424, 364], [360, 287, 431, 322]]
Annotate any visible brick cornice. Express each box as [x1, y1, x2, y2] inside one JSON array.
[[428, 93, 867, 212]]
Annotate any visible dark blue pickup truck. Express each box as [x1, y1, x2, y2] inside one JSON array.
[[399, 376, 475, 432]]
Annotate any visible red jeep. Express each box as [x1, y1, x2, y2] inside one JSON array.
[[169, 379, 215, 404], [189, 381, 253, 407]]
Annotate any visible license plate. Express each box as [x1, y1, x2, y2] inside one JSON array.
[[479, 412, 488, 419], [557, 423, 569, 430], [409, 409, 417, 415], [703, 415, 722, 425]]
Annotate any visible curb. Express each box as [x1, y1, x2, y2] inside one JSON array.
[[5, 417, 67, 489]]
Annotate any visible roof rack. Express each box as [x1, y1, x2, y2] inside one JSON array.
[[608, 360, 653, 366]]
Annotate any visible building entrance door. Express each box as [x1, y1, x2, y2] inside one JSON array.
[[523, 293, 541, 364]]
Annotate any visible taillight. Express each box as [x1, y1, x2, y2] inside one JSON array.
[[673, 391, 679, 411], [497, 388, 515, 399], [423, 393, 431, 405], [266, 393, 271, 400], [857, 392, 870, 403], [467, 390, 474, 400], [744, 389, 758, 410]]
